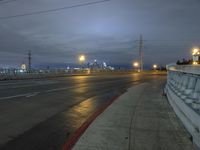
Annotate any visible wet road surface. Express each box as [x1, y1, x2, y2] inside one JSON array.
[[0, 73, 166, 150]]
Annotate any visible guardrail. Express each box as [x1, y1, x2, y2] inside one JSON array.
[[165, 65, 200, 149], [0, 69, 82, 80], [0, 68, 136, 80]]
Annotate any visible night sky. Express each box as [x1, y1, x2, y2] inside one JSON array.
[[0, 0, 200, 68]]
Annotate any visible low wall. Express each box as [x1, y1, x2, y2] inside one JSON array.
[[165, 65, 200, 149], [0, 69, 136, 80], [166, 64, 200, 74]]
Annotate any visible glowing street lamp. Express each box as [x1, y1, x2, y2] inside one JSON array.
[[21, 64, 26, 70], [79, 55, 86, 70], [133, 62, 140, 72], [153, 64, 157, 70], [133, 62, 139, 67], [79, 55, 86, 62], [192, 48, 199, 55], [193, 61, 198, 65], [192, 48, 200, 64]]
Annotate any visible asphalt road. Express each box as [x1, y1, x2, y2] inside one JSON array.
[[0, 72, 166, 150]]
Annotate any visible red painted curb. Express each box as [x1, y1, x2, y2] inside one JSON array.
[[61, 91, 125, 150]]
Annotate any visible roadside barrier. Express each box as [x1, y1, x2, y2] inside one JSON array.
[[165, 65, 200, 149]]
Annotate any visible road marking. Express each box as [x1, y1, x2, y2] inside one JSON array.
[[0, 94, 30, 100], [45, 87, 69, 92], [0, 92, 41, 100], [0, 81, 58, 90], [26, 92, 40, 98], [44, 85, 87, 93], [0, 82, 21, 86], [44, 80, 136, 94]]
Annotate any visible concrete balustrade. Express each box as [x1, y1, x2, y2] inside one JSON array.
[[165, 65, 200, 149], [0, 68, 138, 80]]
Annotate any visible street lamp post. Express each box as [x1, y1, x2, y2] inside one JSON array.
[[79, 55, 86, 69]]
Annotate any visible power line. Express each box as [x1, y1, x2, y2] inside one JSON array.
[[0, 0, 110, 20], [0, 0, 16, 4], [135, 39, 200, 43], [145, 40, 200, 41]]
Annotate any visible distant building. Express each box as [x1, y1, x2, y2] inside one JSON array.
[[86, 60, 114, 70]]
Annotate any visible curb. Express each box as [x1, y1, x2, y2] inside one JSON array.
[[61, 91, 126, 150]]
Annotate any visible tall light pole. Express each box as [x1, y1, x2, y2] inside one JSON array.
[[139, 35, 143, 71], [28, 50, 31, 71]]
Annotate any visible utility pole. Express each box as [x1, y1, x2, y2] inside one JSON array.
[[28, 50, 31, 71], [139, 34, 143, 71]]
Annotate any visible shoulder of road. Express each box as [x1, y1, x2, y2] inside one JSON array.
[[72, 79, 194, 150]]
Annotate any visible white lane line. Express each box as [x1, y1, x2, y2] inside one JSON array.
[[0, 81, 59, 90], [45, 87, 69, 92], [0, 94, 30, 100], [44, 85, 86, 93], [0, 81, 39, 86], [0, 82, 21, 86], [0, 92, 41, 100], [0, 85, 32, 90], [0, 80, 57, 86], [26, 92, 40, 98]]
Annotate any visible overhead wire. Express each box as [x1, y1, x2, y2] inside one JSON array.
[[0, 0, 16, 4], [0, 0, 110, 20]]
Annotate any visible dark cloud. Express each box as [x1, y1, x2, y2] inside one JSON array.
[[0, 0, 199, 68]]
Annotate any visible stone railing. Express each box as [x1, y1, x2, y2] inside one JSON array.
[[0, 68, 134, 80], [165, 65, 200, 149]]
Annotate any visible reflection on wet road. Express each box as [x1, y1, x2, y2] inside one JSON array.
[[0, 73, 166, 150]]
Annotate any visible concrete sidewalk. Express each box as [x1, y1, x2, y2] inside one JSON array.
[[73, 79, 194, 150]]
